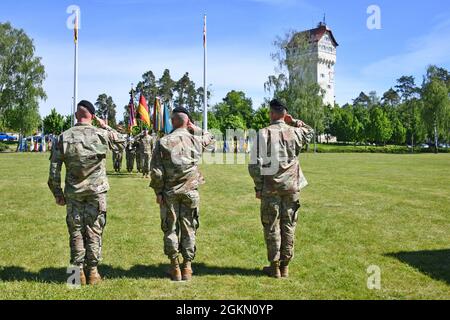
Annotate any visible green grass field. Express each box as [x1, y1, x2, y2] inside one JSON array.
[[0, 152, 449, 300]]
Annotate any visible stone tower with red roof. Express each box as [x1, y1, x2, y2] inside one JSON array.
[[287, 21, 338, 106]]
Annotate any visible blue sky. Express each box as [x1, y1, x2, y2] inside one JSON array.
[[1, 0, 450, 119]]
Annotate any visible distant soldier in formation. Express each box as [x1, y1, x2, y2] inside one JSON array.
[[248, 99, 314, 279], [135, 136, 143, 173], [48, 100, 125, 285], [139, 128, 155, 179], [150, 107, 215, 282], [125, 135, 136, 173], [112, 148, 123, 173]]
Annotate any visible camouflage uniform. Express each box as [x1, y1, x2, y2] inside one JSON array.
[[48, 123, 125, 268], [135, 139, 142, 173], [249, 119, 313, 264], [140, 134, 155, 176], [125, 138, 136, 173], [112, 149, 123, 173], [150, 128, 215, 262]]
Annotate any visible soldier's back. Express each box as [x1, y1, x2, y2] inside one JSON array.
[[259, 121, 304, 195], [156, 128, 204, 195], [60, 124, 110, 197]]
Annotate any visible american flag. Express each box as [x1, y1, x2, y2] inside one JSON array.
[[128, 94, 137, 131]]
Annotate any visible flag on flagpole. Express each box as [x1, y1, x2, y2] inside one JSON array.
[[128, 94, 137, 132], [137, 94, 151, 127], [203, 15, 207, 48], [74, 11, 79, 43], [203, 14, 208, 132], [163, 103, 173, 134], [153, 98, 163, 132]]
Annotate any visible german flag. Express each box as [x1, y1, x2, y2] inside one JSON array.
[[137, 94, 151, 127]]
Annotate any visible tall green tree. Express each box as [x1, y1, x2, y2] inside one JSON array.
[[251, 105, 270, 131], [367, 106, 393, 145], [221, 114, 246, 132], [95, 94, 117, 128], [382, 88, 400, 107], [0, 22, 46, 136], [136, 70, 158, 103], [174, 72, 197, 113], [422, 78, 450, 153], [395, 76, 419, 102], [353, 92, 371, 107], [158, 69, 176, 103], [213, 91, 253, 130], [43, 108, 65, 135], [395, 75, 421, 151]]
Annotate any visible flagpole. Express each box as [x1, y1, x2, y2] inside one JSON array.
[[72, 10, 79, 127], [203, 14, 208, 132]]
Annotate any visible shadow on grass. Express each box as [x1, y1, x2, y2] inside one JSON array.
[[385, 249, 450, 285], [0, 263, 263, 284]]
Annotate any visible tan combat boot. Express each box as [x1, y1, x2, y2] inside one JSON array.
[[263, 261, 281, 278], [280, 261, 289, 278], [88, 267, 102, 285], [79, 268, 87, 286], [182, 260, 193, 281], [170, 258, 182, 282]]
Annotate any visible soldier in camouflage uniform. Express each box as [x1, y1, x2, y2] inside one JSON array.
[[125, 135, 136, 173], [248, 99, 314, 279], [112, 148, 123, 173], [140, 129, 155, 179], [150, 107, 215, 282], [135, 136, 142, 173], [48, 100, 125, 285]]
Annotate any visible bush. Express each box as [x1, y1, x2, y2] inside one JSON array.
[[0, 142, 8, 152], [305, 144, 449, 154]]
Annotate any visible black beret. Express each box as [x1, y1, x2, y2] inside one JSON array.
[[78, 100, 96, 115], [173, 107, 191, 120], [270, 99, 288, 112]]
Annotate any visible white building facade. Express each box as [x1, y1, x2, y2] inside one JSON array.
[[288, 22, 338, 107]]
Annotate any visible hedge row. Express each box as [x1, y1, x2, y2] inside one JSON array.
[[307, 144, 450, 154]]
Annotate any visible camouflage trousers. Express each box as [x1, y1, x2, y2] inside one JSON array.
[[160, 191, 200, 261], [113, 152, 123, 172], [136, 152, 142, 172], [261, 193, 301, 263], [66, 193, 107, 268], [141, 152, 152, 175], [126, 151, 135, 172]]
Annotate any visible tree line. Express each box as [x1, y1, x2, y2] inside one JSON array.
[[2, 22, 449, 152], [324, 68, 450, 149]]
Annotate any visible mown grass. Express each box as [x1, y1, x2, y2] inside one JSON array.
[[0, 152, 449, 300]]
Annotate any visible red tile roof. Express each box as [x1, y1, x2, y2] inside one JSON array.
[[289, 24, 339, 48]]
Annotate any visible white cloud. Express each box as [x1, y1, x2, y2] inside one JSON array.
[[335, 17, 450, 105], [362, 18, 450, 79]]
